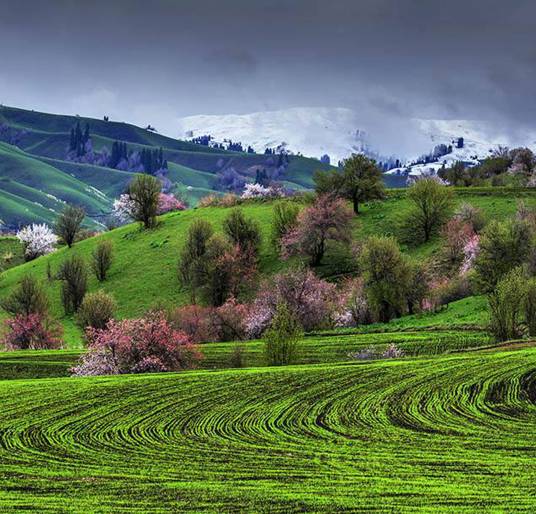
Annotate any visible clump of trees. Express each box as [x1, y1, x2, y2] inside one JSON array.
[[314, 154, 384, 214]]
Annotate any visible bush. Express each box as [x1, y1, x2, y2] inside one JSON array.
[[77, 291, 117, 330], [1, 313, 63, 350], [128, 174, 161, 229], [1, 275, 49, 316], [223, 208, 261, 256], [271, 200, 299, 250], [55, 204, 85, 248], [58, 255, 88, 313], [264, 303, 303, 366], [91, 240, 114, 282], [72, 314, 202, 376], [488, 267, 526, 342], [454, 202, 486, 233], [156, 193, 186, 214]]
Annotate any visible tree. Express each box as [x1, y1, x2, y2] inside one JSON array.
[[178, 220, 214, 302], [404, 178, 453, 243], [55, 205, 85, 248], [314, 154, 384, 214], [72, 314, 202, 376], [2, 313, 63, 350], [264, 302, 303, 366], [1, 275, 48, 317], [525, 279, 536, 337], [281, 195, 353, 266], [473, 219, 532, 292], [359, 236, 412, 322], [91, 240, 114, 282], [77, 291, 117, 330], [245, 267, 338, 337], [488, 267, 526, 342], [128, 174, 161, 229], [57, 255, 88, 314], [271, 200, 299, 250], [16, 223, 58, 261], [223, 208, 262, 256]]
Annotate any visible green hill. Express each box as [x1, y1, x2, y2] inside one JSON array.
[[0, 105, 339, 228], [1, 188, 533, 346]]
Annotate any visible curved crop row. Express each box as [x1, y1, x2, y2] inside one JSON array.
[[0, 348, 534, 512]]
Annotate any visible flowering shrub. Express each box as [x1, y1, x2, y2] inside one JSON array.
[[16, 223, 58, 260], [245, 267, 338, 337], [156, 193, 186, 215], [241, 183, 276, 199], [382, 343, 405, 358], [72, 314, 202, 376], [112, 194, 135, 223], [2, 314, 63, 350], [171, 305, 219, 343]]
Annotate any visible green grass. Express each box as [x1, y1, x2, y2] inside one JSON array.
[[0, 329, 489, 380], [0, 237, 24, 271], [0, 346, 533, 511]]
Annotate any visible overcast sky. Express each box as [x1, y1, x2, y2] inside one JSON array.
[[1, 0, 535, 148]]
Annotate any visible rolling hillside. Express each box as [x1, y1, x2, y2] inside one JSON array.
[[1, 188, 534, 347], [0, 105, 337, 229]]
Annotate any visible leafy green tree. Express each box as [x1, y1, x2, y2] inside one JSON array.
[[55, 205, 85, 248], [128, 174, 161, 229], [314, 154, 384, 214], [359, 236, 412, 322], [525, 279, 536, 337], [223, 208, 262, 256], [91, 240, 114, 282], [404, 178, 453, 243], [178, 220, 214, 302], [271, 200, 299, 250], [58, 255, 88, 314], [488, 267, 526, 342], [0, 275, 48, 316], [264, 302, 303, 366], [473, 219, 533, 292]]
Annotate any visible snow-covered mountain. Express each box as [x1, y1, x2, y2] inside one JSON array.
[[176, 108, 380, 165], [176, 107, 536, 174]]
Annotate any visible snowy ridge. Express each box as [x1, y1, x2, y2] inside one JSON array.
[[176, 107, 536, 175]]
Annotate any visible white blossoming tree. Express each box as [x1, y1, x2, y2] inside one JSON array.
[[16, 223, 58, 260]]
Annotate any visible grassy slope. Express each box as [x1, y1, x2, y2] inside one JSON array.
[[0, 346, 533, 512], [1, 191, 532, 346]]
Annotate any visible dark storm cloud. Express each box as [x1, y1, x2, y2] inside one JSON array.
[[1, 0, 535, 151]]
